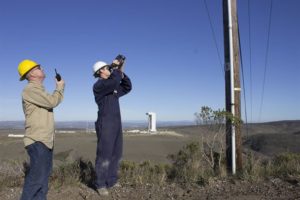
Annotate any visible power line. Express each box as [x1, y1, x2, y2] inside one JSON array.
[[237, 11, 249, 138], [203, 0, 224, 77], [259, 0, 273, 121], [247, 0, 253, 122]]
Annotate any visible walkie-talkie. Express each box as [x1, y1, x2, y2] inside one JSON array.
[[55, 69, 61, 81]]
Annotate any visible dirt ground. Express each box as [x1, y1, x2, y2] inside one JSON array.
[[1, 178, 300, 200], [0, 130, 193, 165], [1, 123, 300, 199]]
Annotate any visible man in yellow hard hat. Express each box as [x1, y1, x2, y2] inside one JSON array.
[[18, 59, 65, 200]]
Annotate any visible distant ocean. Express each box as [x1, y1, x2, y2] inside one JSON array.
[[0, 120, 195, 130]]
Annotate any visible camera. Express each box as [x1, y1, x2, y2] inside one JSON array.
[[110, 54, 126, 69], [115, 54, 126, 63]]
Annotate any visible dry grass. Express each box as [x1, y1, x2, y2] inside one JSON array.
[[0, 160, 24, 189], [0, 146, 299, 191]]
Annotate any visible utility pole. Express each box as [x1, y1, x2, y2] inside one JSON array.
[[223, 0, 242, 174]]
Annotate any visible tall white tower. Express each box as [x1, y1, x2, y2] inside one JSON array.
[[146, 112, 157, 133]]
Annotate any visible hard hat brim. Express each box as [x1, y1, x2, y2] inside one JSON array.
[[19, 76, 26, 81]]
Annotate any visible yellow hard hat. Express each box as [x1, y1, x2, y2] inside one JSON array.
[[18, 59, 39, 81]]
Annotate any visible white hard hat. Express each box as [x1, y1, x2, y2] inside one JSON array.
[[93, 61, 108, 75]]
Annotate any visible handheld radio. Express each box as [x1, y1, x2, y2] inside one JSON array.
[[55, 69, 61, 81]]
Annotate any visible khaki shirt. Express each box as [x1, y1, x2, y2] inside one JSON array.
[[22, 81, 64, 149]]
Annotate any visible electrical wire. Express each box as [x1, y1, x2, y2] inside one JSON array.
[[258, 0, 273, 121], [203, 0, 224, 77], [247, 0, 253, 122], [237, 12, 249, 139]]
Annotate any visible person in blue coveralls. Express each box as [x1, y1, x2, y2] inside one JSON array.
[[92, 55, 132, 196]]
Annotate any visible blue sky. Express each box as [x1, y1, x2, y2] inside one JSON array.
[[0, 0, 299, 122]]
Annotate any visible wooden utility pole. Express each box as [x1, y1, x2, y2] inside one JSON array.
[[223, 0, 242, 174]]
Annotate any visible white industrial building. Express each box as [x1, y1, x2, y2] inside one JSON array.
[[146, 112, 157, 133]]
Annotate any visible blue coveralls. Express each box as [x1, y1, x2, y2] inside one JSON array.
[[93, 69, 132, 188]]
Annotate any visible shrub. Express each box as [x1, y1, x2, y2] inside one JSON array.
[[168, 142, 218, 185], [50, 160, 81, 189], [241, 152, 300, 181], [0, 160, 24, 190], [120, 160, 169, 186], [241, 152, 269, 181], [271, 153, 300, 177]]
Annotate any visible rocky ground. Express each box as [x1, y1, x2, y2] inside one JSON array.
[[1, 178, 300, 200]]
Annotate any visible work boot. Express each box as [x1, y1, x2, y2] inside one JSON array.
[[97, 187, 109, 196], [112, 182, 121, 188]]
